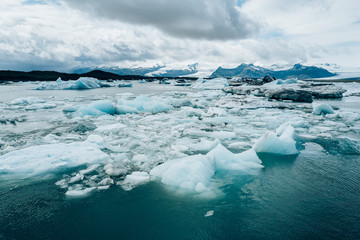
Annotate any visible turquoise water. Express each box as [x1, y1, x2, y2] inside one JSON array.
[[1, 145, 359, 239]]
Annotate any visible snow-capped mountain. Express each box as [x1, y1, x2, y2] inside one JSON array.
[[73, 63, 198, 77]]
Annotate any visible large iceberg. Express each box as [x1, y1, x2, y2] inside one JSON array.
[[150, 154, 214, 193], [0, 135, 108, 178], [207, 144, 262, 171], [34, 77, 104, 90], [150, 144, 263, 193]]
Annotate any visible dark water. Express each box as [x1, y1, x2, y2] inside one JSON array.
[[1, 144, 359, 240]]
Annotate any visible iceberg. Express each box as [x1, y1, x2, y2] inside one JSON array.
[[34, 77, 103, 90], [150, 154, 215, 193], [253, 124, 299, 155], [312, 103, 335, 115], [207, 144, 262, 171], [150, 144, 263, 193]]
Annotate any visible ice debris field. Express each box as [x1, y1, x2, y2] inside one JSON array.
[[0, 77, 360, 198]]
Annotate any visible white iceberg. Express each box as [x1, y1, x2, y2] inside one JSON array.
[[253, 124, 299, 155], [150, 144, 263, 193], [207, 144, 262, 171], [150, 154, 214, 193], [312, 103, 335, 115], [34, 77, 103, 90]]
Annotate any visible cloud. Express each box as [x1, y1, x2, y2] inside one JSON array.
[[62, 0, 259, 40]]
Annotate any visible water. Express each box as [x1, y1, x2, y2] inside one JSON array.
[[0, 81, 360, 239], [1, 148, 359, 239]]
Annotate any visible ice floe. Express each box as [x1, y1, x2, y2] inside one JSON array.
[[0, 135, 108, 178]]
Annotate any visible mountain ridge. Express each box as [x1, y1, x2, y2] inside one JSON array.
[[210, 63, 337, 79]]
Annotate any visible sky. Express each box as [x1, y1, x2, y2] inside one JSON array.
[[0, 0, 359, 72]]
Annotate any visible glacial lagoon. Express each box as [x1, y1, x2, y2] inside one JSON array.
[[0, 79, 360, 239]]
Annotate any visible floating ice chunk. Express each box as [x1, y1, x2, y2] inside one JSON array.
[[35, 77, 103, 90], [121, 172, 151, 191], [313, 103, 335, 115], [105, 168, 125, 177], [150, 155, 215, 192], [25, 103, 57, 110], [207, 144, 262, 171], [0, 135, 108, 178], [65, 187, 96, 197], [98, 177, 114, 186], [204, 210, 214, 217], [79, 164, 100, 175], [55, 179, 68, 189], [10, 97, 46, 105], [69, 173, 84, 183], [253, 125, 299, 155], [97, 186, 110, 190]]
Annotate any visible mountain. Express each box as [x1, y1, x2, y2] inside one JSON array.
[[210, 63, 337, 79], [74, 66, 163, 76], [73, 64, 198, 77], [0, 70, 198, 82]]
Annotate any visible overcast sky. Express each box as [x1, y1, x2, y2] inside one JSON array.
[[0, 0, 359, 72]]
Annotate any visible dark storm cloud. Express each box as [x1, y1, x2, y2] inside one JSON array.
[[62, 0, 259, 40]]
